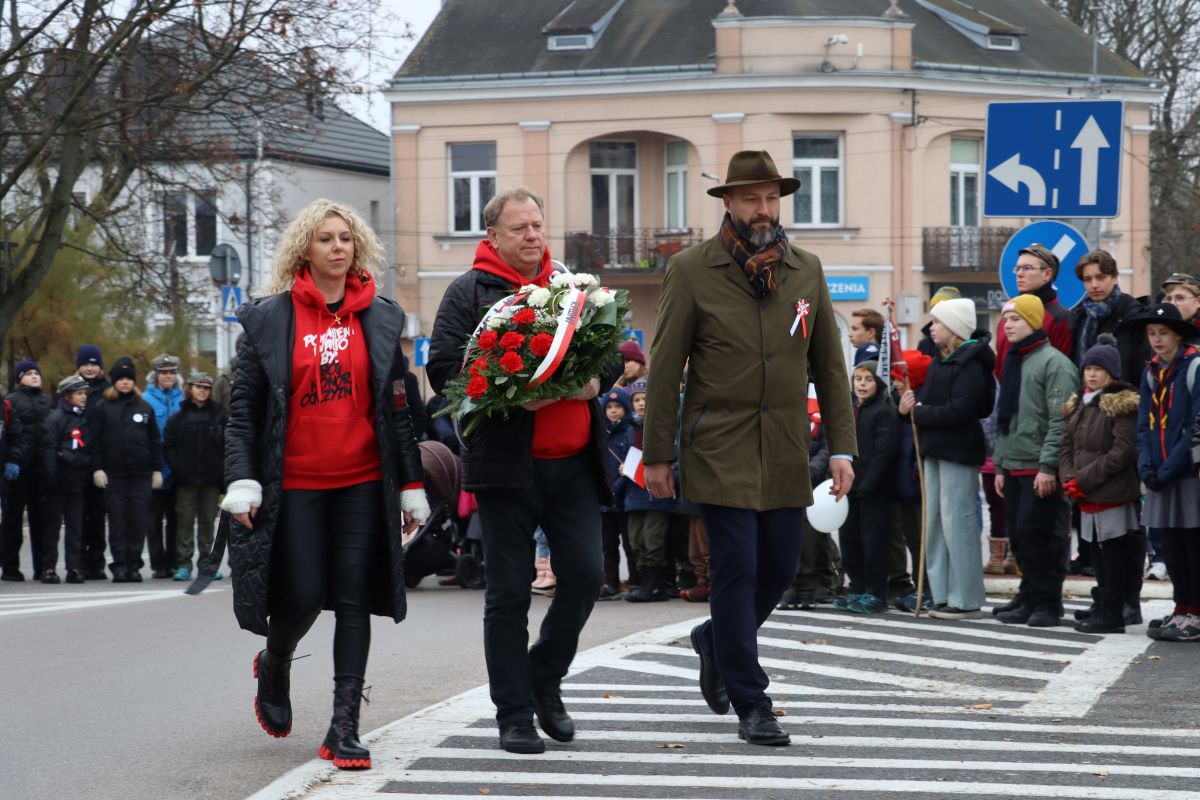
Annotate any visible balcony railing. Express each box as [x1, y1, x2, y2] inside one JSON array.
[[922, 226, 1017, 272], [563, 228, 702, 272]]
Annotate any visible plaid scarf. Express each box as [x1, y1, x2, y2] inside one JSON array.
[[718, 212, 788, 298]]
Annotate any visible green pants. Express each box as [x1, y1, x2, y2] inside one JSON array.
[[175, 484, 221, 570], [627, 510, 671, 569]]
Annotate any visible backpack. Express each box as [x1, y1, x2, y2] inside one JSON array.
[[1145, 355, 1200, 394]]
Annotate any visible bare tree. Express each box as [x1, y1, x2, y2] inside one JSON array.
[[0, 0, 398, 361], [1045, 0, 1200, 287]]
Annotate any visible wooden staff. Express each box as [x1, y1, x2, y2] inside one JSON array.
[[909, 383, 929, 620]]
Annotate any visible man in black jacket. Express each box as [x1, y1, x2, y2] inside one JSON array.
[[76, 344, 111, 579], [428, 187, 619, 756], [2, 360, 52, 581], [1068, 250, 1148, 385]]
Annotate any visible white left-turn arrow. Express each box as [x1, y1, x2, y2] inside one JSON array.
[[1070, 115, 1110, 206], [988, 153, 1047, 206]]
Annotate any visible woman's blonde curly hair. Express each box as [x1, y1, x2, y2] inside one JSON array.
[[266, 199, 386, 294]]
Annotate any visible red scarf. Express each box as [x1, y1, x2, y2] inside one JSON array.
[[1148, 345, 1199, 460], [471, 240, 553, 288]]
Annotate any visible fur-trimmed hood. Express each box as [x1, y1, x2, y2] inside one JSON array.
[[1062, 381, 1138, 419]]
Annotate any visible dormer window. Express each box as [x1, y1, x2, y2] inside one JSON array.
[[543, 0, 627, 53], [916, 0, 1024, 53], [548, 34, 593, 51], [987, 35, 1019, 51]]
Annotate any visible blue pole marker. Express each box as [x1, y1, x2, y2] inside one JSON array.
[[998, 221, 1089, 309], [413, 337, 431, 368]]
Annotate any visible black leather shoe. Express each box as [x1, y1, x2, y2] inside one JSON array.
[[737, 705, 790, 746], [1123, 603, 1143, 625], [1, 569, 25, 582], [532, 690, 574, 742], [1074, 617, 1124, 634], [499, 720, 545, 754], [83, 569, 107, 581], [1026, 606, 1061, 627], [65, 570, 85, 584], [690, 625, 730, 715], [111, 571, 129, 583], [151, 568, 172, 579], [126, 570, 143, 583], [991, 596, 1021, 616], [995, 604, 1033, 624]]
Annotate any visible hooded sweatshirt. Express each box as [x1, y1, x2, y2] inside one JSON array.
[[284, 267, 382, 490], [471, 240, 591, 459]]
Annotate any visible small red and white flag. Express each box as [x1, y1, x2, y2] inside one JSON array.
[[622, 446, 646, 488]]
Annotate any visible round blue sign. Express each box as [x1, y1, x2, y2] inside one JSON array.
[[998, 221, 1089, 309]]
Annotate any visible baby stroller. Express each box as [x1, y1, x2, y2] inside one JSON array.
[[402, 440, 483, 589]]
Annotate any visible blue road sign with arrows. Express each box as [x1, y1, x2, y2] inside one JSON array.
[[999, 221, 1089, 309], [984, 100, 1124, 219]]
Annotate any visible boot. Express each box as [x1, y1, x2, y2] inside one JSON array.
[[1074, 587, 1124, 633], [253, 649, 293, 738], [984, 538, 1006, 575], [1075, 586, 1103, 621], [319, 677, 372, 769], [1003, 547, 1021, 576], [531, 557, 556, 596], [625, 566, 668, 602]]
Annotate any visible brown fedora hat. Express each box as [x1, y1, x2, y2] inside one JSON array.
[[707, 150, 801, 198]]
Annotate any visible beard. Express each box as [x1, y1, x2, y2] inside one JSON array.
[[732, 213, 780, 248]]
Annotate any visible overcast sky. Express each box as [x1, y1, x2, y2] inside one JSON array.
[[340, 0, 444, 132]]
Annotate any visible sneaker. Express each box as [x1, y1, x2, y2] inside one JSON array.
[[846, 593, 887, 614], [776, 589, 799, 610], [65, 569, 85, 584], [597, 583, 624, 601], [172, 567, 192, 581], [212, 571, 224, 580], [1146, 561, 1169, 581], [928, 606, 983, 620], [1158, 614, 1200, 642], [795, 595, 818, 610], [894, 591, 933, 613], [832, 593, 861, 611]]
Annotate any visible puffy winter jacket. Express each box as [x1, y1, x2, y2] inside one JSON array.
[[89, 390, 161, 477], [163, 400, 226, 487], [1059, 382, 1140, 505], [6, 385, 52, 473], [145, 384, 182, 479], [851, 375, 898, 497], [909, 331, 996, 467], [40, 405, 93, 491]]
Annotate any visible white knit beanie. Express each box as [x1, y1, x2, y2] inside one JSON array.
[[929, 298, 977, 341]]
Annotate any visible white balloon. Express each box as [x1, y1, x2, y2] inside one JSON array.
[[806, 478, 848, 533]]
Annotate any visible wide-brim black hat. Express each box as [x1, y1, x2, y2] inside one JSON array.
[[707, 150, 801, 198], [1118, 302, 1200, 340]]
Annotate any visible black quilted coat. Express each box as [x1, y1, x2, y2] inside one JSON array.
[[224, 291, 424, 636]]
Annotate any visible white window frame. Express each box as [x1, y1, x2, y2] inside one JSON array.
[[161, 189, 217, 259], [791, 134, 843, 228], [950, 138, 982, 228], [664, 140, 688, 231], [987, 35, 1019, 51], [548, 34, 593, 50], [448, 143, 496, 235]]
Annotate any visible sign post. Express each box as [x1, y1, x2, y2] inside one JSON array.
[[999, 221, 1090, 309]]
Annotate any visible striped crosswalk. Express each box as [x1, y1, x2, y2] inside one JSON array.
[[0, 588, 212, 618], [249, 598, 1190, 800]]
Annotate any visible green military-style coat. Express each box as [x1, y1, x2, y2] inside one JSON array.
[[643, 236, 857, 511]]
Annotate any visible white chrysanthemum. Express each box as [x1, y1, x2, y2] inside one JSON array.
[[550, 272, 572, 287], [519, 284, 541, 294], [590, 289, 615, 307], [527, 287, 552, 307], [487, 314, 507, 330], [571, 273, 598, 288]]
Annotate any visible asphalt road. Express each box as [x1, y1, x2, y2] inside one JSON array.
[[0, 560, 700, 800]]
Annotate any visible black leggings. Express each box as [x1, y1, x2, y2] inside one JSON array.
[[266, 481, 381, 680], [1162, 527, 1200, 610]]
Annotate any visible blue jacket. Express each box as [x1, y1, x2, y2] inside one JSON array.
[[615, 423, 676, 514], [1137, 347, 1200, 484], [604, 416, 635, 512], [144, 384, 182, 478]]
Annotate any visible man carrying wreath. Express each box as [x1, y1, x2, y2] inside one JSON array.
[[644, 151, 857, 746], [428, 187, 621, 755]]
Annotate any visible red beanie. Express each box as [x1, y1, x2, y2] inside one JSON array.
[[619, 339, 645, 365], [892, 350, 932, 389]]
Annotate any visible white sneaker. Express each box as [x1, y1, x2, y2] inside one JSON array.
[[1146, 561, 1169, 581]]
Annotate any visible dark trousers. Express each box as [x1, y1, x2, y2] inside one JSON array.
[[981, 473, 1006, 538], [475, 453, 603, 725], [792, 519, 837, 598], [106, 475, 151, 575], [695, 504, 805, 716], [890, 500, 925, 595], [600, 509, 635, 587], [147, 486, 177, 571], [267, 481, 381, 679], [840, 495, 891, 599], [44, 489, 85, 573], [1089, 530, 1142, 622], [1004, 475, 1067, 610], [1162, 527, 1200, 609], [2, 471, 47, 575], [82, 484, 107, 573]]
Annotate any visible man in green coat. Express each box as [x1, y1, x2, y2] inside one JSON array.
[[643, 150, 856, 746]]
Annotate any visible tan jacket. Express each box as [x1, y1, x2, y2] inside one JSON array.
[[643, 236, 856, 511]]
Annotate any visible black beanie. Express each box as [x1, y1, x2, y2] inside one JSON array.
[[1081, 333, 1121, 381], [109, 356, 137, 383]]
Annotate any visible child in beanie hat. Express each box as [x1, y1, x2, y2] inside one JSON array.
[[76, 344, 103, 368], [1002, 294, 1045, 334], [1080, 332, 1122, 381], [14, 359, 39, 382], [928, 298, 978, 342], [109, 356, 137, 384]]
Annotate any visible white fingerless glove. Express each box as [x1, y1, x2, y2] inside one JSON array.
[[151, 471, 163, 490], [400, 488, 430, 523], [221, 479, 263, 515], [92, 470, 108, 489]]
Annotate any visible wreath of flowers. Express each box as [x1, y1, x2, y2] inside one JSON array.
[[437, 272, 630, 435]]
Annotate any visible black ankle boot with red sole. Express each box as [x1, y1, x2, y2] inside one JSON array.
[[317, 677, 371, 769], [252, 649, 293, 738]]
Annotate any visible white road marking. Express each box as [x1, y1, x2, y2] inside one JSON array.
[[762, 619, 1072, 661], [0, 589, 218, 618], [774, 609, 1093, 650]]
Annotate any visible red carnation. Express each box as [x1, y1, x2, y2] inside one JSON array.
[[500, 331, 525, 351], [468, 356, 490, 376], [513, 307, 536, 326], [478, 330, 499, 351], [499, 351, 524, 374], [466, 375, 488, 399], [529, 333, 553, 358]]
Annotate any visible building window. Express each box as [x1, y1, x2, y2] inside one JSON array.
[[987, 35, 1019, 51], [950, 138, 981, 228], [162, 190, 216, 257], [792, 135, 841, 226], [589, 141, 637, 265], [665, 140, 688, 230], [449, 142, 496, 234]]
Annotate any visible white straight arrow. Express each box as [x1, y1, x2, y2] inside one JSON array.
[[987, 153, 1046, 206], [1070, 115, 1110, 206]]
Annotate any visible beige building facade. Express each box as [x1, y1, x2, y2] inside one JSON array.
[[386, 1, 1160, 365]]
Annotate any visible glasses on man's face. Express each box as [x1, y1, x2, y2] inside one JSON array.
[[1012, 264, 1047, 274]]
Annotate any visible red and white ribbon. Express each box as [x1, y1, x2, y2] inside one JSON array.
[[526, 288, 587, 388], [790, 299, 811, 338], [462, 292, 528, 367]]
